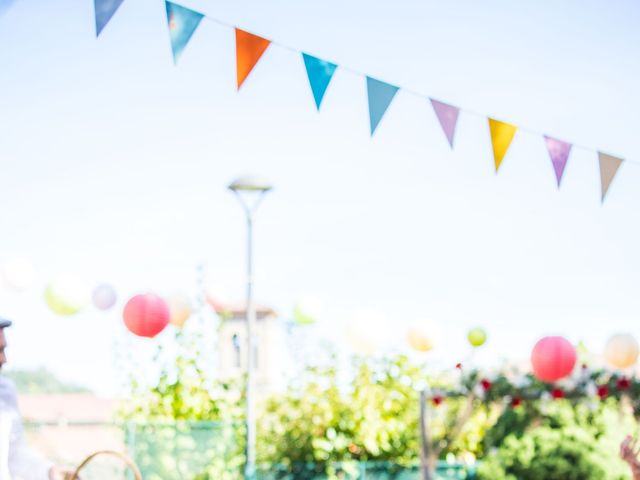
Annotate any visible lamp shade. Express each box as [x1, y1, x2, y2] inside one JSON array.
[[2, 256, 35, 291], [467, 328, 487, 347], [92, 284, 117, 311], [293, 296, 323, 326], [123, 294, 170, 338], [345, 309, 388, 356], [604, 334, 639, 369], [406, 321, 440, 352], [44, 275, 89, 316], [531, 336, 576, 382], [168, 293, 192, 328]]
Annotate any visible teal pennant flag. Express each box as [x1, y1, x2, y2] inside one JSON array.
[[302, 53, 337, 110], [366, 76, 399, 135], [94, 0, 125, 36], [165, 1, 204, 64]]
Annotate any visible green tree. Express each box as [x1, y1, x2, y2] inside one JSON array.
[[5, 367, 89, 394], [477, 400, 634, 480]]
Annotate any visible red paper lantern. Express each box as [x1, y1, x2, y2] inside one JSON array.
[[123, 294, 170, 338], [531, 336, 576, 382]]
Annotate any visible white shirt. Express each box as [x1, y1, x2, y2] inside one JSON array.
[[0, 376, 52, 480]]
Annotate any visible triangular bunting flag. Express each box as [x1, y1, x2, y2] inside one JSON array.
[[430, 99, 460, 148], [544, 136, 572, 187], [165, 1, 204, 65], [236, 29, 271, 90], [598, 152, 623, 202], [94, 0, 125, 36], [367, 77, 399, 136], [488, 118, 517, 172], [302, 53, 337, 110]]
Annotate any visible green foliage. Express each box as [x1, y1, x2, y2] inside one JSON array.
[[5, 367, 89, 393], [476, 400, 634, 480], [119, 328, 245, 479], [257, 355, 482, 479]]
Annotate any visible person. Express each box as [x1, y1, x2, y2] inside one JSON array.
[[0, 317, 76, 480], [620, 435, 640, 479]]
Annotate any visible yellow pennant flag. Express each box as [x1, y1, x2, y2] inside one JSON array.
[[488, 118, 517, 171], [598, 152, 623, 202]]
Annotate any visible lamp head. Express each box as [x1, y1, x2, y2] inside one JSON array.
[[228, 175, 272, 194]]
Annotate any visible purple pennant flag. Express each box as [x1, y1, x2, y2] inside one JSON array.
[[430, 99, 459, 148], [544, 136, 572, 187]]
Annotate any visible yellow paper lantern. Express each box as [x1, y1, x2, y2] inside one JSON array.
[[44, 275, 89, 316], [467, 328, 487, 347], [168, 293, 192, 328], [604, 334, 639, 369], [406, 321, 440, 353]]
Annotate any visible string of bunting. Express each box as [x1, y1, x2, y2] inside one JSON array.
[[93, 0, 628, 203]]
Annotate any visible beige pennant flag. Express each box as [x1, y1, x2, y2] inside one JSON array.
[[489, 118, 517, 172], [598, 152, 623, 202]]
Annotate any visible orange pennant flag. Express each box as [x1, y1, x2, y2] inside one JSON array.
[[598, 152, 623, 202], [488, 118, 517, 172], [236, 28, 271, 90]]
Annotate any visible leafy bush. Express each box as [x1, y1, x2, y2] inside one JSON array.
[[476, 400, 633, 480]]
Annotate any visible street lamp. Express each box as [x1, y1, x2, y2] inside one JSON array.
[[228, 175, 273, 480]]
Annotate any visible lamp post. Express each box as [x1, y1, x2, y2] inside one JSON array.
[[228, 175, 273, 480]]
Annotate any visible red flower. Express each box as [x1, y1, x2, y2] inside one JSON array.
[[455, 363, 463, 370], [597, 385, 609, 399], [551, 388, 564, 399], [480, 379, 492, 391], [432, 395, 444, 406], [617, 377, 631, 390], [511, 397, 522, 408]]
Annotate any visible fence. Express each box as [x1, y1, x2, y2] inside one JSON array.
[[24, 421, 476, 479]]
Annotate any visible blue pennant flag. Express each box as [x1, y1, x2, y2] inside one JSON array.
[[165, 1, 204, 64], [302, 53, 337, 110], [366, 76, 399, 135], [94, 0, 125, 36]]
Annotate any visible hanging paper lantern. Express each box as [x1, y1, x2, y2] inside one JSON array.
[[92, 284, 117, 311], [293, 296, 323, 326], [531, 336, 577, 382], [44, 275, 90, 316], [123, 294, 170, 338], [168, 293, 192, 328], [345, 309, 388, 356], [2, 256, 35, 291], [406, 321, 439, 352], [604, 334, 639, 369], [467, 328, 487, 347]]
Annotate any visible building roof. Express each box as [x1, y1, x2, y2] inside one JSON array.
[[212, 303, 278, 321]]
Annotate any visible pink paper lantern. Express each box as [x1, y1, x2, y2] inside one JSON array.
[[123, 294, 170, 338], [531, 336, 577, 382]]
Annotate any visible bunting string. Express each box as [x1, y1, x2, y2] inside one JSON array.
[[94, 0, 634, 203]]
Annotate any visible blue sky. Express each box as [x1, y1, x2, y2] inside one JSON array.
[[0, 0, 639, 395]]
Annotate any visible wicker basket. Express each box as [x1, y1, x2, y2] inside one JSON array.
[[69, 450, 142, 480]]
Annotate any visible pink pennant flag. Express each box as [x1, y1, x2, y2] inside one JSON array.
[[430, 99, 459, 148], [544, 136, 572, 187]]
